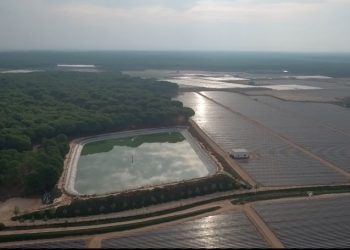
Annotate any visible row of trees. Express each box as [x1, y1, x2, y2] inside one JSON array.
[[13, 173, 243, 221], [0, 71, 194, 197]]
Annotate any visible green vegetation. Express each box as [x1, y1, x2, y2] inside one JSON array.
[[0, 135, 69, 197], [5, 199, 218, 231], [1, 206, 220, 243], [13, 173, 242, 221], [231, 185, 350, 204], [0, 72, 194, 197], [81, 132, 185, 155], [6, 184, 350, 232]]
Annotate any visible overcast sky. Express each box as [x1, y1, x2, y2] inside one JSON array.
[[0, 0, 349, 52]]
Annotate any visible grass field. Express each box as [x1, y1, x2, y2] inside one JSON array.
[[81, 132, 185, 155]]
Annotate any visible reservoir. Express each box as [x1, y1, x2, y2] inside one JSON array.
[[71, 128, 216, 195]]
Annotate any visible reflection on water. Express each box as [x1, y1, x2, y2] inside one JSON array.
[[0, 69, 43, 73], [194, 93, 208, 119], [162, 77, 252, 89], [57, 64, 96, 68], [259, 84, 321, 90], [75, 138, 210, 195]]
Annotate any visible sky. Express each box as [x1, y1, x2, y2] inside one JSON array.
[[0, 0, 349, 52]]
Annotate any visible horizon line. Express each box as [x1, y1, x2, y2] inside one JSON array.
[[1, 49, 350, 55]]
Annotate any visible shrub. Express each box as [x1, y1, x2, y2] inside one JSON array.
[[13, 172, 242, 221]]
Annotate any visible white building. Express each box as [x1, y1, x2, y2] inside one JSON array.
[[230, 148, 249, 159]]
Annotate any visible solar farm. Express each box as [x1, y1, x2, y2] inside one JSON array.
[[2, 72, 350, 248], [201, 91, 350, 175], [176, 92, 348, 187], [253, 194, 350, 248], [6, 240, 87, 249], [99, 194, 350, 249], [5, 194, 350, 249], [102, 211, 267, 248], [253, 96, 350, 136]]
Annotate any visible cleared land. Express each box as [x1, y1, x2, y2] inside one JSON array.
[[253, 194, 350, 248], [0, 198, 42, 224]]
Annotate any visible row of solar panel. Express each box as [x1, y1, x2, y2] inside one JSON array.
[[254, 195, 350, 248], [176, 92, 347, 187], [202, 91, 350, 174]]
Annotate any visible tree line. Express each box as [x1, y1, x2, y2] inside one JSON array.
[[0, 71, 194, 197], [13, 173, 243, 221]]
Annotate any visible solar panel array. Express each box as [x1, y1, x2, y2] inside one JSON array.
[[245, 88, 350, 103], [202, 91, 350, 174], [176, 92, 347, 187], [254, 96, 350, 135], [6, 240, 86, 249], [253, 195, 350, 248], [102, 211, 267, 248]]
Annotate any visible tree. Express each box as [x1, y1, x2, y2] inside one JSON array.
[[2, 134, 31, 151], [13, 206, 20, 217], [0, 71, 194, 198]]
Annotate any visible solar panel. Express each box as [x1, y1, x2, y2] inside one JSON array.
[[102, 211, 267, 248]]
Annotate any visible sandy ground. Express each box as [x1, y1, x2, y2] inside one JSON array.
[[0, 198, 42, 223], [243, 203, 284, 248], [189, 119, 257, 187]]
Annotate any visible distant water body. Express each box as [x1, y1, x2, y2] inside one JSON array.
[[57, 64, 96, 68], [0, 69, 43, 74], [0, 51, 350, 77]]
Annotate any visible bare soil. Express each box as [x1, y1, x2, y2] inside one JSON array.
[[0, 198, 42, 224]]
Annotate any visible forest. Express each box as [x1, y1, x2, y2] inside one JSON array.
[[0, 71, 194, 198]]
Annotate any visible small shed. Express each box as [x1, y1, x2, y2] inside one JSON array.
[[230, 148, 249, 159]]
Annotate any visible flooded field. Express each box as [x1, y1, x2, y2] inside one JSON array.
[[56, 64, 101, 72], [161, 72, 251, 89], [176, 92, 347, 187], [57, 64, 96, 68], [123, 70, 348, 91], [72, 129, 216, 195], [0, 69, 43, 73], [124, 69, 350, 103], [241, 78, 350, 102], [253, 194, 350, 248]]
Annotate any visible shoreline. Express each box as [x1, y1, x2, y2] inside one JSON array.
[[63, 126, 219, 197]]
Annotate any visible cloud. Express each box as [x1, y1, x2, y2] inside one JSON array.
[[0, 0, 349, 51], [43, 0, 198, 11]]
